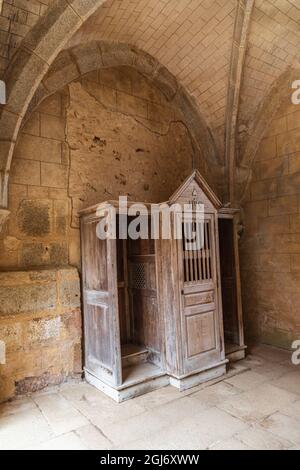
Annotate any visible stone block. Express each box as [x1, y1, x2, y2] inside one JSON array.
[[71, 41, 103, 75], [290, 215, 300, 233], [59, 277, 81, 308], [15, 134, 62, 163], [10, 158, 41, 186], [21, 242, 49, 267], [73, 342, 82, 374], [41, 162, 67, 188], [277, 128, 300, 157], [116, 91, 148, 119], [83, 80, 117, 110], [278, 173, 300, 196], [22, 3, 80, 63], [288, 152, 300, 174], [27, 186, 49, 199], [21, 243, 69, 267], [0, 323, 23, 352], [267, 116, 287, 136], [22, 112, 40, 136], [15, 372, 64, 395], [49, 242, 69, 265], [256, 136, 277, 161], [27, 317, 61, 344], [257, 156, 288, 180], [268, 195, 298, 216], [147, 101, 174, 123], [291, 254, 300, 272], [0, 376, 15, 403], [17, 199, 51, 237], [38, 93, 62, 117], [68, 0, 100, 19], [40, 114, 65, 141], [61, 309, 81, 340], [131, 73, 164, 104], [68, 228, 80, 267], [258, 215, 290, 235], [53, 199, 68, 235], [251, 178, 277, 200], [0, 282, 57, 316], [43, 51, 79, 93], [98, 66, 132, 94], [287, 110, 300, 131], [9, 183, 28, 198], [5, 48, 49, 116], [260, 253, 291, 273], [154, 65, 179, 101]]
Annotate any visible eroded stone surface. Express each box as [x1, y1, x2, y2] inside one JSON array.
[[0, 267, 82, 402]]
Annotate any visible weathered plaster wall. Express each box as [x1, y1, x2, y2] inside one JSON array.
[[0, 267, 81, 402], [0, 66, 195, 270], [0, 66, 195, 399], [240, 94, 300, 349]]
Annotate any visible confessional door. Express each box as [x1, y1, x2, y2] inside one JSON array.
[[81, 209, 122, 387], [178, 213, 223, 375]]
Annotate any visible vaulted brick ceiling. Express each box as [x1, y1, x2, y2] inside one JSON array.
[[239, 0, 300, 129], [1, 0, 300, 209], [65, 0, 300, 157], [67, 0, 237, 156]]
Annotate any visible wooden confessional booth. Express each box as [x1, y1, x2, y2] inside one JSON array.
[[80, 171, 246, 402]]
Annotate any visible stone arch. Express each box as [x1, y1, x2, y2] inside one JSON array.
[[235, 67, 299, 203], [0, 0, 107, 210], [0, 4, 221, 214], [26, 41, 220, 168]]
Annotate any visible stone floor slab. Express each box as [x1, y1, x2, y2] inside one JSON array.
[[33, 393, 89, 436]]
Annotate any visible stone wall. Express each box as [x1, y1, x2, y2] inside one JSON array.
[[0, 65, 195, 271], [240, 93, 300, 349], [0, 0, 52, 74], [0, 65, 195, 399], [0, 267, 81, 402]]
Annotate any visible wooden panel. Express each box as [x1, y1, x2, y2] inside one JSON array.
[[81, 212, 122, 386], [86, 289, 109, 306], [182, 220, 212, 284], [84, 304, 112, 373], [186, 312, 216, 357], [127, 234, 160, 354], [81, 218, 108, 292], [118, 287, 128, 345], [176, 212, 224, 375], [184, 290, 214, 307], [130, 291, 160, 351]]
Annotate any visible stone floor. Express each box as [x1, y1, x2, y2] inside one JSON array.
[[0, 344, 299, 450]]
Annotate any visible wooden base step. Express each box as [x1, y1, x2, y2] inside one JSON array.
[[121, 344, 149, 367], [85, 363, 168, 403]]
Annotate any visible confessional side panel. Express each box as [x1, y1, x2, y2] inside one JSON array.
[[81, 214, 122, 386]]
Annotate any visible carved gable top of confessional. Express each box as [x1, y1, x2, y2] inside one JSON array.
[[168, 170, 222, 212]]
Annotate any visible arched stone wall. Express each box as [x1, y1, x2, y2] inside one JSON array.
[[235, 68, 300, 204], [27, 41, 221, 171], [0, 0, 107, 209], [0, 1, 222, 212]]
